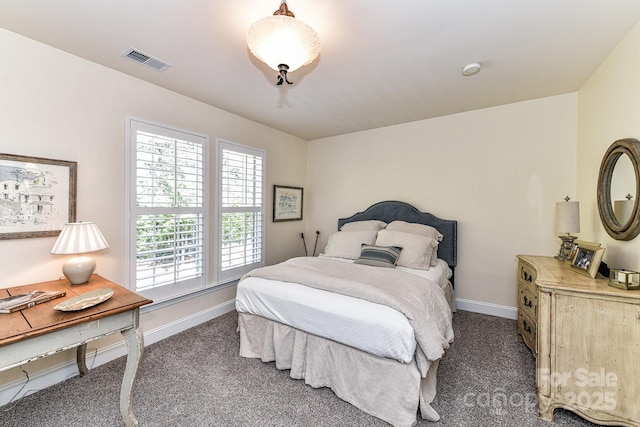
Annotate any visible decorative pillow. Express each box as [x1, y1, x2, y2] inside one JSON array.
[[321, 230, 378, 259], [354, 244, 402, 268], [386, 221, 442, 266], [375, 229, 437, 270], [340, 220, 387, 232]]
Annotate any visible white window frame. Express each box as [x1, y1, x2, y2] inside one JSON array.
[[125, 116, 209, 303], [216, 139, 266, 284]]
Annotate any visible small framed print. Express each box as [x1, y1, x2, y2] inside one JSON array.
[[273, 185, 303, 222], [0, 153, 77, 239], [567, 239, 590, 264], [570, 241, 605, 278]]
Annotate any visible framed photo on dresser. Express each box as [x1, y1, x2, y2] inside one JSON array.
[[570, 241, 605, 278]]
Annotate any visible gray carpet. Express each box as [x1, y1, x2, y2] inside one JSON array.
[[1, 310, 597, 426]]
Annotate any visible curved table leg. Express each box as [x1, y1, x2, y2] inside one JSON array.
[[120, 327, 144, 427], [76, 344, 89, 377]]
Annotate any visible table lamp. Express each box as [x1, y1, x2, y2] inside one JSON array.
[[50, 222, 110, 284], [614, 193, 634, 225], [554, 196, 580, 262]]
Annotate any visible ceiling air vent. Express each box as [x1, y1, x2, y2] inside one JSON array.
[[122, 48, 171, 72]]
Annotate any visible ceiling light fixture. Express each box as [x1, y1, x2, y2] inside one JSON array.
[[462, 62, 482, 77], [247, 0, 321, 85]]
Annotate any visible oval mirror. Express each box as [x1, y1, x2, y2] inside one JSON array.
[[610, 154, 635, 225], [597, 138, 640, 240]]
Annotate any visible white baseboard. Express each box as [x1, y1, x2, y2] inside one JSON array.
[[143, 299, 236, 346], [455, 298, 517, 320], [0, 299, 236, 407]]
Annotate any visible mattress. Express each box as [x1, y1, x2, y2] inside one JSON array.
[[235, 258, 453, 363]]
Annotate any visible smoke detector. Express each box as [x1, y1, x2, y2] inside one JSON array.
[[462, 62, 482, 77]]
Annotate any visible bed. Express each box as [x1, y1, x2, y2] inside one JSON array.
[[235, 201, 457, 426]]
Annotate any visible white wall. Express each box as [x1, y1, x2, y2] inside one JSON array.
[[307, 94, 578, 310], [578, 20, 640, 270], [0, 28, 307, 398]]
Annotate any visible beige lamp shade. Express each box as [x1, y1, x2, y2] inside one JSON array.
[[614, 198, 634, 225], [51, 222, 109, 284], [247, 4, 321, 73], [556, 200, 580, 234], [51, 222, 110, 254]]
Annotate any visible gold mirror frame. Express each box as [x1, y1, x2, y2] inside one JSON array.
[[597, 138, 640, 240]]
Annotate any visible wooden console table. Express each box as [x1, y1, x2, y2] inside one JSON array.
[[516, 255, 640, 427], [0, 275, 152, 426]]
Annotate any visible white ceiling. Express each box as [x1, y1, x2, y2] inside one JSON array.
[[1, 1, 639, 140]]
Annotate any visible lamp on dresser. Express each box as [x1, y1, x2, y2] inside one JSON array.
[[554, 196, 580, 262], [50, 222, 110, 284], [614, 193, 634, 225]]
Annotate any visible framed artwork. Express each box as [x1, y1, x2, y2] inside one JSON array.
[[273, 185, 303, 222], [570, 241, 605, 278], [567, 239, 590, 264], [0, 153, 77, 239]]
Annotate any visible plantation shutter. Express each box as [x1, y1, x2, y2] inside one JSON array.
[[218, 139, 265, 283], [127, 118, 209, 302]]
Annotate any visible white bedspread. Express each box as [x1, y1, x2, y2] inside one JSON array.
[[236, 257, 454, 364]]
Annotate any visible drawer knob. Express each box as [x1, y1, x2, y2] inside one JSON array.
[[523, 295, 533, 308], [523, 319, 532, 333], [521, 269, 532, 282]]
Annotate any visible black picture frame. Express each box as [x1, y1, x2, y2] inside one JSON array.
[[273, 185, 303, 222]]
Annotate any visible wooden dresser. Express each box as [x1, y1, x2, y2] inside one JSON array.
[[516, 255, 640, 427]]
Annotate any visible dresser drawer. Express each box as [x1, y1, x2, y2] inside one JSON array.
[[519, 286, 537, 319], [519, 261, 536, 293], [517, 310, 537, 355]]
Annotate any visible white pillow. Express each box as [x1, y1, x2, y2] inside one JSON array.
[[340, 220, 387, 232], [321, 230, 378, 259], [386, 221, 442, 266], [386, 220, 443, 241], [375, 229, 437, 270]]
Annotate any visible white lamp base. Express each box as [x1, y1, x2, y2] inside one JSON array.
[[62, 256, 96, 284]]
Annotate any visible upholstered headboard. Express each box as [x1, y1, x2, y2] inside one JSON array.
[[338, 200, 458, 282]]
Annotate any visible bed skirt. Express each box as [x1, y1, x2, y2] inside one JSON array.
[[237, 312, 442, 427]]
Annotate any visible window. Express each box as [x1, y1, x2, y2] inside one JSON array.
[[126, 118, 209, 302], [217, 139, 265, 283]]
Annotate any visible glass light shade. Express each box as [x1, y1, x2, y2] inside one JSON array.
[[51, 222, 110, 285], [556, 200, 580, 234], [247, 15, 321, 72]]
